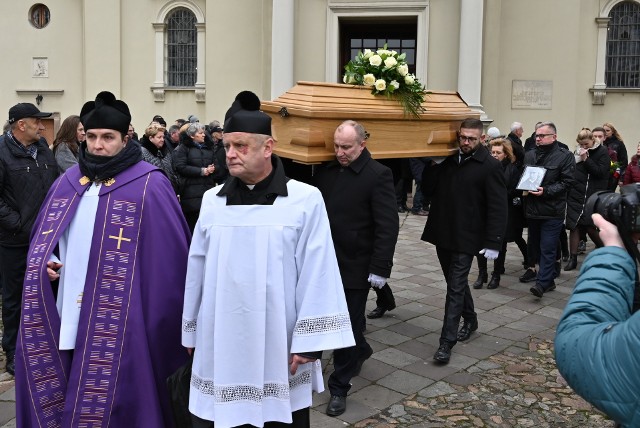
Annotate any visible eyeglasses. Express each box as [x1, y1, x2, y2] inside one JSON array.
[[458, 136, 479, 143], [535, 133, 554, 139]]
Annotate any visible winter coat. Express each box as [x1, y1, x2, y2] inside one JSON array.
[[604, 136, 628, 177], [622, 155, 640, 185], [172, 132, 225, 213], [565, 143, 610, 230], [313, 148, 398, 290], [421, 144, 508, 254], [523, 142, 575, 220], [53, 142, 79, 173], [507, 133, 525, 168], [501, 159, 525, 241], [0, 134, 59, 246], [555, 246, 640, 428], [140, 135, 178, 192]]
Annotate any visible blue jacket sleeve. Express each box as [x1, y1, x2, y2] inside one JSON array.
[[555, 246, 640, 427]]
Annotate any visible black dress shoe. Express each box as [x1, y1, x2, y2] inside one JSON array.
[[367, 306, 389, 319], [456, 319, 478, 341], [5, 357, 15, 376], [433, 343, 452, 364], [353, 347, 373, 376], [530, 284, 544, 298], [519, 269, 537, 283], [487, 273, 500, 289], [326, 395, 347, 416]]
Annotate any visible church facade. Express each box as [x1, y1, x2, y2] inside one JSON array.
[[3, 0, 639, 145]]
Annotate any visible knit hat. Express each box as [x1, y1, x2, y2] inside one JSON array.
[[80, 91, 131, 135]]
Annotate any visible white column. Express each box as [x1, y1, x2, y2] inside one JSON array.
[[591, 17, 610, 105], [271, 0, 295, 100], [152, 23, 166, 102], [457, 0, 486, 119]]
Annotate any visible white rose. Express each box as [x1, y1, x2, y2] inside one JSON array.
[[377, 49, 386, 56], [390, 80, 400, 90], [363, 73, 376, 86], [390, 50, 398, 56], [404, 74, 415, 85], [363, 49, 373, 59], [397, 63, 409, 76], [384, 57, 397, 68], [343, 74, 348, 83], [369, 55, 382, 67], [374, 79, 387, 91]]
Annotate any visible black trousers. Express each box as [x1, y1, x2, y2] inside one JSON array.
[[0, 244, 29, 359], [435, 247, 476, 346], [191, 407, 310, 427], [373, 283, 395, 309], [328, 288, 371, 396]]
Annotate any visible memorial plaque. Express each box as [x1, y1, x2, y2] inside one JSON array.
[[511, 80, 552, 109]]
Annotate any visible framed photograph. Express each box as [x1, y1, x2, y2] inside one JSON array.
[[517, 166, 546, 191]]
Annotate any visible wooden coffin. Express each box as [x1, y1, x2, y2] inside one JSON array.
[[261, 81, 479, 164]]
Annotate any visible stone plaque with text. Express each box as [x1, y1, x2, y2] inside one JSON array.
[[511, 80, 552, 109]]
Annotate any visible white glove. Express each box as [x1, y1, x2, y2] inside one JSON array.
[[368, 273, 387, 289], [479, 248, 499, 260]]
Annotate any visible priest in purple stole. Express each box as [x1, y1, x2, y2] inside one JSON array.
[[15, 91, 191, 428]]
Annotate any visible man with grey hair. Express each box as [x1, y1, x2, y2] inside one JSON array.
[[314, 120, 399, 417], [182, 91, 354, 427], [507, 121, 525, 168], [523, 121, 575, 298], [0, 103, 58, 375]]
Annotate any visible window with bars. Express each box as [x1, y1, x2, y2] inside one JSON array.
[[606, 1, 640, 88], [166, 8, 197, 87], [339, 18, 418, 82]]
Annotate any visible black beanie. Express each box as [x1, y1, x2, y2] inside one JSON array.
[[80, 91, 131, 135], [223, 91, 271, 136]]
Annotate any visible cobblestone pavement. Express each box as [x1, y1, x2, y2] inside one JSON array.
[[0, 210, 613, 427]]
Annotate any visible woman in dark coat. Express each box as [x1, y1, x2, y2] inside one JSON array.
[[140, 123, 178, 191], [564, 128, 610, 270], [603, 122, 627, 191], [475, 138, 525, 289], [172, 122, 225, 232]]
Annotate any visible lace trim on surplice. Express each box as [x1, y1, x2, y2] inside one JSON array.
[[293, 313, 351, 336]]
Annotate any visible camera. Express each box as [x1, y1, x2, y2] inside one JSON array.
[[584, 183, 640, 233]]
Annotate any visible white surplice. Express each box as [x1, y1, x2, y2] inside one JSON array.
[[55, 183, 101, 350], [182, 179, 354, 427]]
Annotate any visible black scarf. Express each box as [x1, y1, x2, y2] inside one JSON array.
[[78, 140, 142, 182]]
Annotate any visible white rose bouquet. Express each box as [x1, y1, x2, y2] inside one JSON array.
[[342, 44, 427, 117]]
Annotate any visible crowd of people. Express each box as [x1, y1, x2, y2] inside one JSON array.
[[0, 90, 637, 427]]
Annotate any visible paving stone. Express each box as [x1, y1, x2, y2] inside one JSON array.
[[372, 348, 422, 368], [377, 370, 435, 395], [365, 329, 411, 346]]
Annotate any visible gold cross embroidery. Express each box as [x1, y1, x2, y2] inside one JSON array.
[[42, 229, 54, 236], [108, 227, 131, 250]]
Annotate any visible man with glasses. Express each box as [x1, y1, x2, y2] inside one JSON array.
[[421, 118, 507, 364], [523, 122, 575, 298], [0, 103, 58, 375]]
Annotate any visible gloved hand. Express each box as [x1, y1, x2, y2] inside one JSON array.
[[367, 273, 387, 289], [479, 248, 499, 260]]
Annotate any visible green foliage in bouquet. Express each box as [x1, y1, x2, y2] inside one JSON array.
[[343, 44, 427, 117]]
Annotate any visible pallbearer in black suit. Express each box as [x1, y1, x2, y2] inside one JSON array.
[[314, 120, 399, 417]]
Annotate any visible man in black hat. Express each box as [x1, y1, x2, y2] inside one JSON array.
[[0, 102, 58, 375], [182, 91, 354, 428], [14, 91, 191, 427]]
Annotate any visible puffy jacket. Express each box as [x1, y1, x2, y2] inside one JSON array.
[[555, 247, 640, 427], [172, 132, 225, 213], [523, 142, 575, 220], [565, 143, 610, 230], [0, 134, 59, 246]]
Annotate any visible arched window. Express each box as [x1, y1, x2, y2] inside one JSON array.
[[166, 8, 197, 87], [606, 1, 640, 87], [152, 2, 205, 103]]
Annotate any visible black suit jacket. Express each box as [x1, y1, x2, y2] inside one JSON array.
[[421, 144, 507, 254], [313, 148, 399, 290]]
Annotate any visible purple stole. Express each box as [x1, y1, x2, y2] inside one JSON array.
[[19, 164, 154, 427]]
